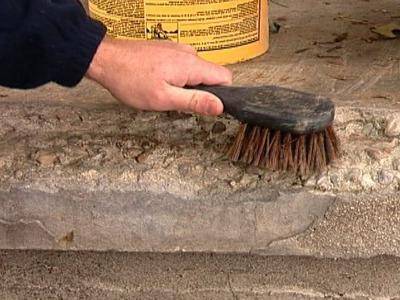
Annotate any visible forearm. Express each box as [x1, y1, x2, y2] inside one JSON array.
[[0, 0, 106, 89]]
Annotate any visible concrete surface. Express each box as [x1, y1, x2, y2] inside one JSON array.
[[2, 250, 400, 299], [0, 0, 400, 257]]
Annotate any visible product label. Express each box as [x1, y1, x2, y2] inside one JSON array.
[[89, 0, 261, 51]]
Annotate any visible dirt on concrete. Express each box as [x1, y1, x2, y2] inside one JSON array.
[[1, 250, 400, 299], [0, 0, 399, 196]]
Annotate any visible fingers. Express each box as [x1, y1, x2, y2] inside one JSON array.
[[184, 56, 233, 86], [103, 37, 230, 115], [140, 40, 231, 87], [162, 84, 224, 116]]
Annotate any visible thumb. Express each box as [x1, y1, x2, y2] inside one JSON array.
[[164, 85, 224, 115]]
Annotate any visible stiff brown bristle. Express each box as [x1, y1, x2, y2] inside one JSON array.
[[227, 123, 340, 176]]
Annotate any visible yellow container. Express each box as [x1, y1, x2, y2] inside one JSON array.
[[88, 0, 269, 65]]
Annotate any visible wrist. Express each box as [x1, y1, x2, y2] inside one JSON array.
[[86, 35, 113, 84]]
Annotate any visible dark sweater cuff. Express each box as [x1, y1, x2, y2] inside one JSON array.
[[52, 18, 107, 87]]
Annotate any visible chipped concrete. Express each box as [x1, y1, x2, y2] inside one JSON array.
[[0, 0, 400, 257]]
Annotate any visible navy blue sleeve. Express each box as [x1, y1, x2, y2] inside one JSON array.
[[0, 0, 107, 89]]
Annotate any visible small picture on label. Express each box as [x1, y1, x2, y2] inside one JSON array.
[[146, 22, 179, 42]]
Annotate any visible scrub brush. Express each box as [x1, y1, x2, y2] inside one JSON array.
[[195, 85, 340, 176]]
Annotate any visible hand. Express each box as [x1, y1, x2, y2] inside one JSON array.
[[86, 36, 232, 115]]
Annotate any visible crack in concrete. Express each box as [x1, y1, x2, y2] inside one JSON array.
[[226, 273, 239, 300], [252, 203, 258, 247], [0, 218, 56, 239], [249, 194, 336, 254], [247, 212, 327, 256], [265, 214, 320, 249]]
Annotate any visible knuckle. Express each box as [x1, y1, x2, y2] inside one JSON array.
[[180, 52, 196, 66], [188, 54, 199, 65], [187, 92, 201, 112]]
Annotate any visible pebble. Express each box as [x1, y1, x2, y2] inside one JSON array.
[[128, 148, 144, 158], [385, 114, 400, 137], [245, 166, 264, 176], [0, 158, 6, 169], [361, 173, 375, 189], [240, 173, 258, 188], [136, 151, 149, 163], [365, 148, 382, 161], [303, 177, 317, 187], [125, 140, 134, 149], [36, 151, 58, 167], [228, 180, 239, 189], [81, 169, 98, 180], [378, 169, 394, 185], [316, 175, 333, 191], [194, 165, 204, 172], [178, 164, 191, 176], [211, 121, 226, 134], [92, 153, 104, 162], [330, 174, 340, 186], [14, 170, 23, 179], [392, 159, 400, 171], [362, 123, 376, 137], [345, 168, 362, 183]]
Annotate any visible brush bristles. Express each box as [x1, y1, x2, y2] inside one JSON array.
[[227, 123, 340, 176]]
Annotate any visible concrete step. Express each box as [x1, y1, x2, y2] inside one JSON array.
[[1, 250, 400, 299], [1, 0, 400, 258]]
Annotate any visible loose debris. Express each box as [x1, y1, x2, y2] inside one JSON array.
[[211, 121, 227, 134], [35, 150, 59, 167], [60, 231, 74, 243], [372, 23, 400, 39], [295, 48, 311, 54], [269, 21, 281, 33], [314, 32, 348, 45]]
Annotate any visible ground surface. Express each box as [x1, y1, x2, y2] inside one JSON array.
[[0, 0, 400, 258], [2, 250, 400, 299]]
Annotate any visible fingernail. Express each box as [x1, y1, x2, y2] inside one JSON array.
[[205, 98, 221, 115], [206, 102, 216, 115]]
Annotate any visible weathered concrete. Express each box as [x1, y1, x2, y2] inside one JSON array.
[[0, 188, 334, 253], [2, 250, 400, 299], [0, 0, 400, 257]]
